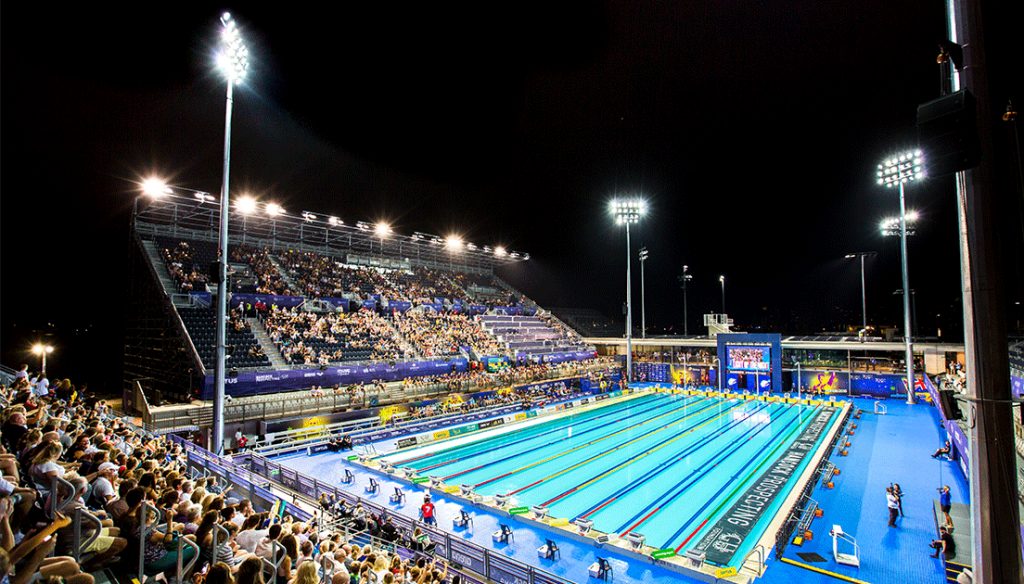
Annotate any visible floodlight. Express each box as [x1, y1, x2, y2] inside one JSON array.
[[445, 235, 463, 250], [374, 222, 392, 237], [235, 196, 257, 215], [328, 216, 342, 227], [217, 13, 249, 84], [265, 202, 283, 217], [876, 150, 926, 188], [608, 197, 648, 225], [301, 212, 317, 222], [142, 178, 172, 198], [494, 246, 507, 257]]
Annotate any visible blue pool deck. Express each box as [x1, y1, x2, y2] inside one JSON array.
[[275, 393, 968, 583]]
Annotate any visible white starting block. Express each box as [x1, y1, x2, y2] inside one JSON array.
[[494, 493, 511, 508], [364, 478, 379, 495], [460, 484, 475, 497], [573, 518, 594, 535], [389, 487, 405, 505], [429, 476, 445, 488], [589, 558, 612, 580], [492, 524, 514, 545], [379, 462, 395, 473], [625, 532, 646, 551], [532, 505, 550, 520], [537, 539, 560, 560], [453, 510, 473, 530], [683, 549, 706, 569], [830, 524, 861, 567]]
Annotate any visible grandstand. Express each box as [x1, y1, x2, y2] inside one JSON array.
[[124, 193, 595, 404]]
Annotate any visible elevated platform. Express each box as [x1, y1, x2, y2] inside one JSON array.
[[932, 500, 972, 582]]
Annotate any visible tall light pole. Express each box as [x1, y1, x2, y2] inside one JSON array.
[[639, 247, 649, 338], [719, 275, 726, 314], [31, 343, 53, 372], [877, 150, 924, 405], [844, 251, 877, 333], [678, 265, 692, 336], [609, 198, 648, 383], [212, 12, 249, 455]]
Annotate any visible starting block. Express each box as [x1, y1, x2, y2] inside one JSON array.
[[341, 469, 355, 484], [625, 532, 646, 551], [365, 478, 379, 495]]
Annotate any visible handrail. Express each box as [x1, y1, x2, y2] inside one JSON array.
[[211, 523, 230, 565], [177, 533, 201, 584], [138, 501, 161, 581], [319, 552, 335, 584], [741, 543, 766, 577], [49, 476, 77, 517], [71, 507, 103, 563], [261, 540, 286, 581]]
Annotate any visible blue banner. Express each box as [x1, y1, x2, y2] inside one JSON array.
[[205, 357, 468, 398], [230, 293, 305, 309]]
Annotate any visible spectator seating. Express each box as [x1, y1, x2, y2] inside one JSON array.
[[479, 314, 591, 358], [263, 307, 410, 365], [179, 307, 270, 369]]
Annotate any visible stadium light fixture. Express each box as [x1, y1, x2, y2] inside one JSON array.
[[719, 275, 726, 314], [494, 245, 507, 257], [216, 12, 249, 85], [31, 343, 54, 372], [235, 195, 258, 215], [265, 202, 284, 217], [523, 253, 530, 260], [876, 149, 926, 405], [466, 242, 478, 251], [141, 178, 173, 198], [301, 211, 317, 222], [844, 252, 877, 332], [445, 235, 463, 250], [609, 196, 648, 383], [211, 12, 252, 455], [328, 216, 342, 227], [374, 222, 392, 237]]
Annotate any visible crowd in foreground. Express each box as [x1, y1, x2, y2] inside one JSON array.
[[0, 369, 461, 584]]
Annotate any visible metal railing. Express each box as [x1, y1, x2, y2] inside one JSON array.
[[71, 507, 102, 563], [246, 453, 572, 584]]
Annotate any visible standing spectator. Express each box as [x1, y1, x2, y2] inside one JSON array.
[[420, 493, 436, 526], [886, 486, 899, 527], [892, 483, 905, 517], [939, 485, 953, 529]]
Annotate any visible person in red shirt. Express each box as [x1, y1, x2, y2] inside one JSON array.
[[420, 494, 437, 526]]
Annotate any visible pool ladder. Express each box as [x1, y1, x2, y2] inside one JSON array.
[[740, 544, 766, 578]]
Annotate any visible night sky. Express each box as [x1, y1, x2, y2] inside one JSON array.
[[3, 2, 1022, 391]]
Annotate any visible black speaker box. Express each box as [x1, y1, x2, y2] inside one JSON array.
[[937, 388, 964, 421], [917, 90, 981, 177]]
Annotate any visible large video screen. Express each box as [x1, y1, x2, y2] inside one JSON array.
[[727, 345, 771, 373]]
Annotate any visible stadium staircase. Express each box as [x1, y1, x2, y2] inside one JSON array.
[[266, 253, 297, 290], [382, 316, 423, 359], [247, 317, 290, 368], [141, 238, 180, 296]]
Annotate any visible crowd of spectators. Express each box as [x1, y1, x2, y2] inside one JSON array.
[[264, 307, 412, 365], [2, 367, 466, 584], [163, 241, 209, 293], [232, 246, 293, 296], [391, 312, 503, 358]]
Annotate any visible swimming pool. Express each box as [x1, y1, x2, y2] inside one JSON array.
[[374, 391, 844, 568]]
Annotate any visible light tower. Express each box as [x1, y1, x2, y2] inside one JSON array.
[[609, 198, 648, 383]]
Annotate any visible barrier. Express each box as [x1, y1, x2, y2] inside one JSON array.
[[240, 449, 572, 584]]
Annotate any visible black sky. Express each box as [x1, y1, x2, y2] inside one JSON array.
[[3, 2, 1022, 391]]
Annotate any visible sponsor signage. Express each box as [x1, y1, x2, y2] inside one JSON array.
[[651, 549, 676, 560], [508, 506, 530, 515], [479, 418, 505, 430], [396, 437, 418, 449], [691, 407, 836, 565]]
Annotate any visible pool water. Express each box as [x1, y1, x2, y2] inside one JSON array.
[[377, 392, 842, 563]]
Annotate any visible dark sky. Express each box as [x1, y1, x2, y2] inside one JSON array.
[[3, 2, 1022, 390]]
